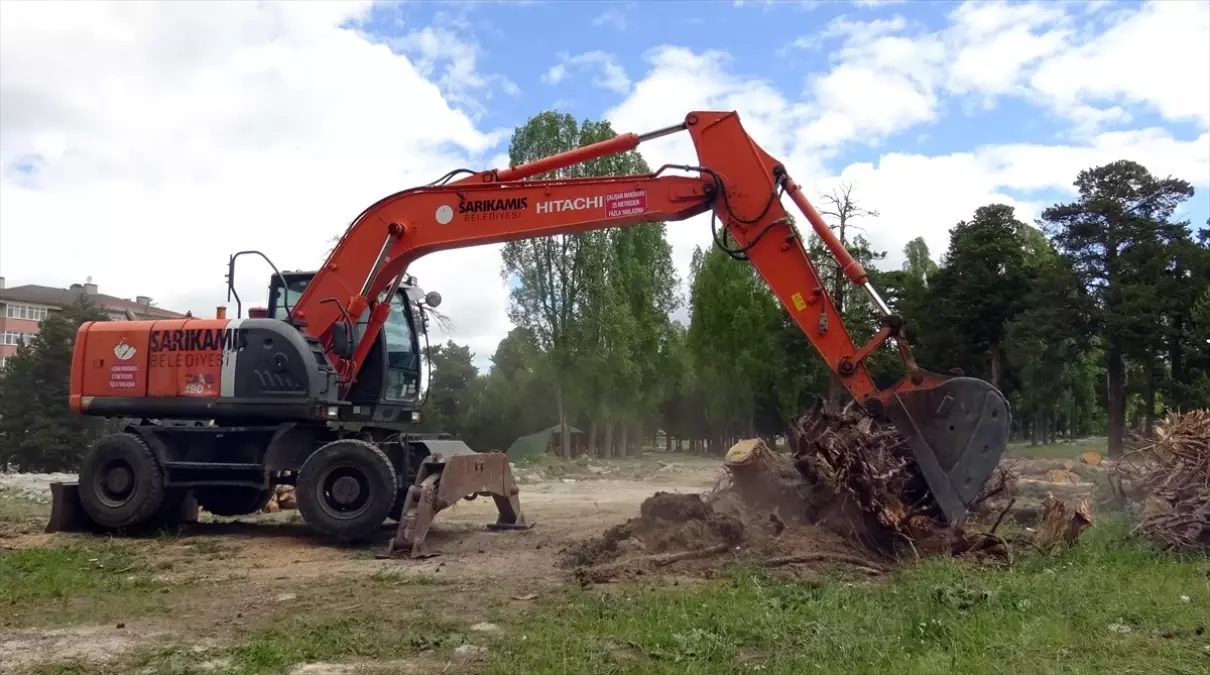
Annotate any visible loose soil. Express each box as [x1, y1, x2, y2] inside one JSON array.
[[558, 411, 1116, 586]]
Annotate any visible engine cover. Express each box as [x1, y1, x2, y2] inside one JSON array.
[[70, 317, 338, 422]]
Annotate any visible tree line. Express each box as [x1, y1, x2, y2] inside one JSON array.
[[1, 110, 1207, 470]]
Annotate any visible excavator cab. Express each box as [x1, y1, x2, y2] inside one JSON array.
[[265, 272, 425, 414], [264, 270, 529, 558]]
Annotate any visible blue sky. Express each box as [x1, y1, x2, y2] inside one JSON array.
[[1, 0, 1206, 367], [352, 0, 1207, 235]]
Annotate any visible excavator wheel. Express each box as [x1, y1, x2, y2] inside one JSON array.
[[194, 486, 275, 517], [882, 374, 1012, 524], [296, 439, 398, 542], [76, 431, 168, 530]]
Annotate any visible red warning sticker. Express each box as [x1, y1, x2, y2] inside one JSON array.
[[605, 190, 647, 218]]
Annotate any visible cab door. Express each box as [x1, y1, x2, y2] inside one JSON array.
[[348, 287, 420, 404]]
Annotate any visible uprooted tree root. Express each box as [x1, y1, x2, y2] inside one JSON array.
[[565, 407, 1094, 584]]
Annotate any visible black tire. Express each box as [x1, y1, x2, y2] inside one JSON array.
[[195, 487, 275, 517], [297, 439, 398, 542], [78, 432, 166, 529]]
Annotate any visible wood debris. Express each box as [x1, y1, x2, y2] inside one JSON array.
[[1033, 494, 1095, 552], [260, 485, 297, 514], [1117, 410, 1210, 553], [786, 406, 1019, 559]]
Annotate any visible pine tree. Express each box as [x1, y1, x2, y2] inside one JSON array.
[[0, 296, 112, 471]]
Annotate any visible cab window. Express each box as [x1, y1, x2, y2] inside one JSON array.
[[381, 291, 417, 371], [354, 289, 419, 401], [271, 278, 309, 321]]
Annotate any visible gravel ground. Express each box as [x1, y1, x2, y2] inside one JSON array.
[[0, 472, 77, 504]]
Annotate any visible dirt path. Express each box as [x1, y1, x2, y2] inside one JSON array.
[[2, 454, 726, 673], [140, 458, 723, 590]]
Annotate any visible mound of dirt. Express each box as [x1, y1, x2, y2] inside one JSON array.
[[563, 407, 1027, 584]]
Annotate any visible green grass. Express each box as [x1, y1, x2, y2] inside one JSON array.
[[0, 491, 51, 527], [27, 575, 473, 675], [1006, 438, 1108, 461], [31, 611, 469, 675], [483, 518, 1210, 675], [11, 515, 1207, 675], [223, 612, 464, 674], [0, 539, 175, 627]]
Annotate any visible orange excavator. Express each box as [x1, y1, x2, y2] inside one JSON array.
[[49, 111, 1010, 557]]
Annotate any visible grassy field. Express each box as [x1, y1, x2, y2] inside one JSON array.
[[1006, 437, 1109, 461], [3, 518, 1206, 674], [481, 519, 1209, 675], [3, 455, 1207, 675]]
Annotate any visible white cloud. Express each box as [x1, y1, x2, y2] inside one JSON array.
[[1029, 1, 1210, 130], [2, 1, 1205, 369], [820, 15, 908, 42], [829, 127, 1210, 270], [543, 63, 568, 85], [789, 1, 1209, 141], [379, 15, 522, 115], [604, 47, 819, 307], [542, 51, 631, 94], [791, 16, 948, 154], [0, 0, 512, 366], [603, 44, 1209, 321], [944, 1, 1071, 99], [592, 7, 628, 31]]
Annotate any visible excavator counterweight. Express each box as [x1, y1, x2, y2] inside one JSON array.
[[55, 109, 1010, 555]]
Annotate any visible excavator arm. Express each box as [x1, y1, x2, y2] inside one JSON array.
[[296, 110, 1010, 525]]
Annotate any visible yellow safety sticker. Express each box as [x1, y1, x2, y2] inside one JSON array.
[[791, 292, 807, 312]]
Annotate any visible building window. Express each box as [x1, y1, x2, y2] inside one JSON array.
[[2, 331, 32, 346], [4, 303, 50, 321]]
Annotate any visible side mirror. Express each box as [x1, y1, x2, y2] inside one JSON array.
[[424, 291, 442, 308], [330, 322, 353, 360]]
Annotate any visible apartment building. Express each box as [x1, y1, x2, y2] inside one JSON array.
[[0, 276, 186, 369]]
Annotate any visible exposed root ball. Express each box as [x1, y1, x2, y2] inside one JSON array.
[[565, 407, 1093, 584]]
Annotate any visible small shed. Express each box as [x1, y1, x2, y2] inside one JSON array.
[[506, 423, 587, 459]]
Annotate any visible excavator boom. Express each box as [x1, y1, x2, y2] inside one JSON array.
[[297, 110, 1010, 528]]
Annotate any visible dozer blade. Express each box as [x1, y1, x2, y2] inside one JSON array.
[[45, 483, 96, 534], [45, 482, 199, 534], [386, 442, 532, 559], [882, 374, 1011, 525]]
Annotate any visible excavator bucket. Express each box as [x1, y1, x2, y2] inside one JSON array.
[[881, 373, 1012, 525], [386, 442, 531, 559]]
